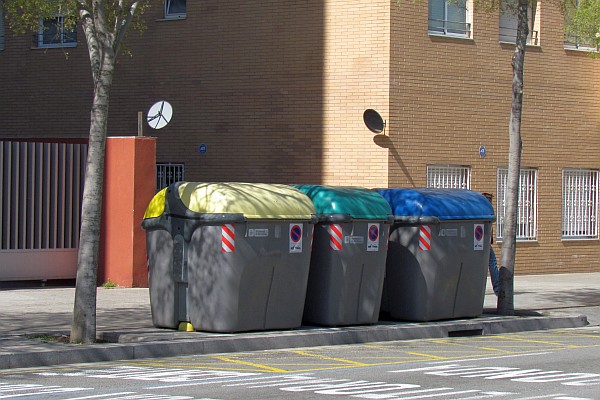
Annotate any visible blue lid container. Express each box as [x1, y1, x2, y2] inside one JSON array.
[[375, 188, 494, 222]]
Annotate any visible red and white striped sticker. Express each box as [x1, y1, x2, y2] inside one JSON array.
[[221, 224, 235, 253], [419, 225, 431, 251], [328, 224, 343, 251]]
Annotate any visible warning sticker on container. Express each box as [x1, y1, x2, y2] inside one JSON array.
[[367, 223, 380, 252], [289, 223, 303, 253], [474, 223, 484, 251], [222, 224, 235, 253], [419, 225, 431, 251]]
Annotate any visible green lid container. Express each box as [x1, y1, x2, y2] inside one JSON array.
[[294, 185, 392, 221], [144, 182, 316, 220]]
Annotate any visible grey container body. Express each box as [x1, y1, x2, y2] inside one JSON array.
[[146, 219, 313, 332], [303, 221, 389, 326], [381, 220, 491, 322]]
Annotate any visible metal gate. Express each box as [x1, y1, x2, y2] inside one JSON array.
[[1, 140, 87, 281]]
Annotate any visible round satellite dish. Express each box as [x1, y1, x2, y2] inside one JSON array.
[[147, 101, 173, 130], [363, 109, 385, 134]]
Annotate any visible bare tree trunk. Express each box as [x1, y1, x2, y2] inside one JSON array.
[[498, 0, 528, 315], [71, 66, 114, 344]]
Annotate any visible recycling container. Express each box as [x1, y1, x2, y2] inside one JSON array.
[[376, 188, 495, 322], [295, 185, 393, 326], [142, 182, 316, 332]]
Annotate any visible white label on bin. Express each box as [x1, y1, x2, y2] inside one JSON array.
[[289, 224, 303, 253], [345, 236, 364, 244], [474, 223, 484, 251], [439, 228, 458, 237], [367, 223, 380, 252], [248, 228, 269, 238]]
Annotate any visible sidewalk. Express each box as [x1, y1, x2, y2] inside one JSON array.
[[1, 272, 599, 369]]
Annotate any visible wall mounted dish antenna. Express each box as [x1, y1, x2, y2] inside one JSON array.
[[147, 100, 173, 130], [363, 109, 386, 135]]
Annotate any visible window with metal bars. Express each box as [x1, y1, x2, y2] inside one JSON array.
[[497, 168, 538, 241], [156, 163, 184, 192], [426, 165, 470, 189], [562, 169, 598, 239]]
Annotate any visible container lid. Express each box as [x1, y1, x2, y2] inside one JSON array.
[[294, 185, 392, 220], [144, 182, 316, 220], [375, 188, 494, 221]]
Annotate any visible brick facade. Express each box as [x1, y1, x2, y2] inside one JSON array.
[[1, 1, 599, 274]]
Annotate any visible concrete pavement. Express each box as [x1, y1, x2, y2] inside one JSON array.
[[0, 272, 599, 370]]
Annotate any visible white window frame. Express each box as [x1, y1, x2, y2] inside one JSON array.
[[426, 165, 470, 189], [428, 0, 472, 38], [499, 0, 541, 46], [497, 167, 538, 241], [37, 16, 77, 48], [156, 162, 185, 192], [562, 169, 599, 240], [165, 0, 186, 19]]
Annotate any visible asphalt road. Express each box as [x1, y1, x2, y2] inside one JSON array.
[[1, 326, 599, 399]]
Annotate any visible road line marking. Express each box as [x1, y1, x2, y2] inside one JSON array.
[[210, 356, 288, 373], [63, 393, 136, 400], [289, 350, 372, 367], [405, 352, 449, 360]]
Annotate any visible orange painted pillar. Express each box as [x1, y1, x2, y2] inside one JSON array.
[[98, 136, 156, 287]]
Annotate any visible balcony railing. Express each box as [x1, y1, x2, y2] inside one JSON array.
[[499, 28, 539, 46], [428, 19, 471, 37], [564, 34, 598, 51]]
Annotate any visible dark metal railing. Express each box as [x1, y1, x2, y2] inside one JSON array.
[[428, 19, 472, 37], [499, 28, 539, 46], [564, 34, 598, 51]]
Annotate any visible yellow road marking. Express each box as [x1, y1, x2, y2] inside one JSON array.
[[211, 356, 289, 373], [405, 351, 449, 360], [289, 350, 372, 367]]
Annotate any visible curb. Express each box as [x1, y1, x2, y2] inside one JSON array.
[[0, 314, 588, 370]]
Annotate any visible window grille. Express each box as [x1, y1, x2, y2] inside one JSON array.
[[497, 168, 537, 241], [562, 169, 599, 239], [426, 165, 470, 189], [156, 163, 184, 192]]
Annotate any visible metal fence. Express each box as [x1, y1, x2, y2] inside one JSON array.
[[1, 141, 87, 250], [497, 168, 538, 241]]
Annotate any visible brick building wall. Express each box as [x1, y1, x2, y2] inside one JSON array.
[[1, 1, 600, 274], [390, 1, 600, 274]]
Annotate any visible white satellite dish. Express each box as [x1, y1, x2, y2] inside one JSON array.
[[147, 101, 173, 129]]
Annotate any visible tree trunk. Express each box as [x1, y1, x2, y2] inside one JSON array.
[[497, 0, 528, 315], [71, 65, 114, 343]]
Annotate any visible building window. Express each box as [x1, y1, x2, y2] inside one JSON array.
[[562, 169, 598, 239], [156, 163, 185, 192], [0, 6, 5, 51], [499, 0, 541, 46], [426, 165, 470, 189], [428, 0, 471, 38], [165, 0, 186, 19], [497, 168, 538, 241], [37, 16, 77, 48], [564, 0, 598, 50], [0, 5, 4, 50]]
